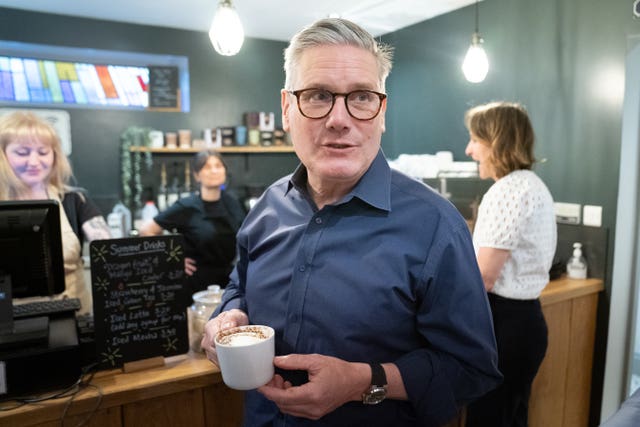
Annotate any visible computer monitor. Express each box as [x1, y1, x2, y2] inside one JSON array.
[[0, 200, 65, 347]]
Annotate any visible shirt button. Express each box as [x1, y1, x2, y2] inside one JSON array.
[[299, 265, 306, 272], [315, 217, 322, 224]]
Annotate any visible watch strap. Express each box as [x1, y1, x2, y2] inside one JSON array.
[[362, 363, 388, 405], [369, 362, 387, 387]]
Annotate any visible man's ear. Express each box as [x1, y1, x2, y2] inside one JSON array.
[[281, 89, 291, 132], [380, 98, 387, 133]]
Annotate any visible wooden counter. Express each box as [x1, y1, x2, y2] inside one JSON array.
[[1, 278, 602, 427], [531, 277, 604, 427], [446, 277, 604, 427], [539, 277, 604, 306], [0, 352, 243, 427]]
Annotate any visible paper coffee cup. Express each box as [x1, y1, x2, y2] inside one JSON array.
[[215, 325, 275, 390]]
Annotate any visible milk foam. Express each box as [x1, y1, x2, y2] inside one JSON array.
[[226, 332, 264, 346]]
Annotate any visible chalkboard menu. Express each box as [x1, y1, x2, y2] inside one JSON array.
[[90, 235, 189, 369], [147, 66, 180, 111]]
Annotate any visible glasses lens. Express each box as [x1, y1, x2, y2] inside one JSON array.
[[346, 91, 382, 120], [297, 89, 333, 119], [295, 89, 384, 120]]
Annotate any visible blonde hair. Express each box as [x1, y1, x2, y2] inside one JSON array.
[[0, 111, 73, 200], [464, 102, 536, 179]]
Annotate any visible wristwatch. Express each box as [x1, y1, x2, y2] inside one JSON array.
[[362, 363, 387, 405]]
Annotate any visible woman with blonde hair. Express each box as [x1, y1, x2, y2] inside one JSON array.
[[0, 111, 110, 314], [464, 102, 557, 427]]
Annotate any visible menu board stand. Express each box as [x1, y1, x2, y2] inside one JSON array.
[[89, 235, 189, 370]]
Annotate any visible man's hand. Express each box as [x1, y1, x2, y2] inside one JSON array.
[[258, 354, 369, 420], [200, 309, 249, 365]]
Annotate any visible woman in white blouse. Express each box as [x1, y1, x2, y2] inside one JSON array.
[[463, 102, 557, 427]]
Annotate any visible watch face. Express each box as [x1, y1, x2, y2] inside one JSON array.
[[363, 386, 387, 405]]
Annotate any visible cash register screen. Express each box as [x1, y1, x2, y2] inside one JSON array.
[[0, 200, 82, 401], [0, 199, 65, 298]]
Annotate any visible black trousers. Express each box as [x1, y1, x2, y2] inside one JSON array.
[[466, 293, 548, 427]]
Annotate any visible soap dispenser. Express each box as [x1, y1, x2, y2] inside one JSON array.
[[566, 242, 587, 279]]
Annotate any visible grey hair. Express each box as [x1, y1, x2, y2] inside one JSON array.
[[283, 18, 394, 92]]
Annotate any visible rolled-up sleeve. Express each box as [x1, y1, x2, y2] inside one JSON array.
[[396, 223, 502, 425]]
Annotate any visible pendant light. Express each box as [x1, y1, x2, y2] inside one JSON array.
[[462, 0, 489, 83], [209, 0, 244, 56]]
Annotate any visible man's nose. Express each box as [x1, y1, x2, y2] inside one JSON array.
[[325, 96, 351, 127]]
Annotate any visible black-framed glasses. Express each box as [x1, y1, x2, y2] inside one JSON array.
[[288, 88, 387, 121]]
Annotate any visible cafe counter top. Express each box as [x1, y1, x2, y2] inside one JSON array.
[[540, 277, 604, 305], [0, 352, 243, 427]]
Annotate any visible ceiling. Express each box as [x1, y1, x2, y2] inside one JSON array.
[[0, 0, 475, 42]]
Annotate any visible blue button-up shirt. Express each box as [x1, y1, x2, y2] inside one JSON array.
[[217, 150, 501, 427]]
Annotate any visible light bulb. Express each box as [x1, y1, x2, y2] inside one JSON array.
[[209, 1, 244, 56], [462, 32, 489, 83]]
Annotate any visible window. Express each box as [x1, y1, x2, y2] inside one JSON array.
[[0, 41, 190, 112]]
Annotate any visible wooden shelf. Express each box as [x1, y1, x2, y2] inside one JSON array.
[[129, 146, 295, 154]]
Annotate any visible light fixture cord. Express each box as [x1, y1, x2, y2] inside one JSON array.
[[474, 0, 480, 33]]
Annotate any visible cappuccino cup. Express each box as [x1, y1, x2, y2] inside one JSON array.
[[215, 325, 275, 390]]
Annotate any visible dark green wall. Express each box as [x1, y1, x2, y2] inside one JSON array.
[[0, 7, 299, 212], [383, 0, 631, 235], [382, 0, 630, 287], [380, 1, 636, 422], [3, 2, 630, 227]]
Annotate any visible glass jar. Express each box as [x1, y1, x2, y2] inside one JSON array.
[[187, 284, 223, 352]]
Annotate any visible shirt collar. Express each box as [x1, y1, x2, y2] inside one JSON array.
[[287, 149, 391, 212]]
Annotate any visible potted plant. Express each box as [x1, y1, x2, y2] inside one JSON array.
[[120, 126, 153, 213]]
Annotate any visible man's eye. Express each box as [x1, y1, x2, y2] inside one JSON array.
[[308, 91, 331, 102], [353, 92, 372, 102]]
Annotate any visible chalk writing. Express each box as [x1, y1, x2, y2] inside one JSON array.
[[90, 235, 189, 368]]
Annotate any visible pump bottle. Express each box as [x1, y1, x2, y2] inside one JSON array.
[[566, 242, 587, 279]]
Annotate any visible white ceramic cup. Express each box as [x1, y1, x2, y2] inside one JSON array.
[[214, 325, 275, 390]]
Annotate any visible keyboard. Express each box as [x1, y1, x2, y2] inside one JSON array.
[[13, 298, 81, 319]]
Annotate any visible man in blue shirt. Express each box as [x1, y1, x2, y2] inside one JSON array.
[[201, 17, 501, 427]]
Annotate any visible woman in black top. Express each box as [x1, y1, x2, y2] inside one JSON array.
[[140, 151, 246, 294]]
